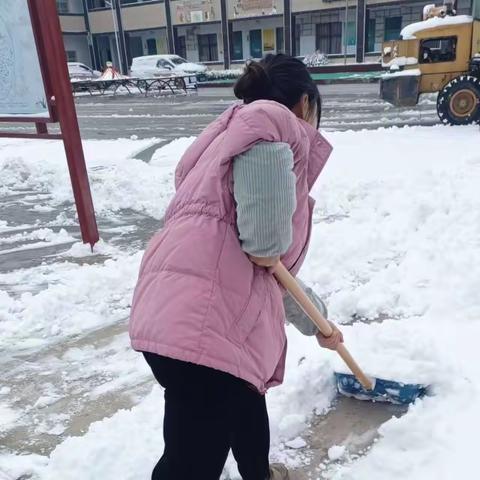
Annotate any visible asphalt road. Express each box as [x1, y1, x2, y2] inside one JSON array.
[[2, 84, 439, 141]]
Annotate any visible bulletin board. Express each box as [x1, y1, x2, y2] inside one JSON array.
[[0, 0, 99, 246]]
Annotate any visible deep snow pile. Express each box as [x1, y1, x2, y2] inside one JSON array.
[[305, 127, 480, 479], [0, 137, 194, 219], [1, 126, 480, 480]]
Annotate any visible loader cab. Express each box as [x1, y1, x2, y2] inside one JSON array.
[[414, 24, 472, 93], [419, 36, 457, 64]]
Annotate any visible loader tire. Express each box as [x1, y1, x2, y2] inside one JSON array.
[[437, 75, 480, 125]]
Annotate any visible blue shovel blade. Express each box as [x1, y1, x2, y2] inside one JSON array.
[[335, 372, 428, 405]]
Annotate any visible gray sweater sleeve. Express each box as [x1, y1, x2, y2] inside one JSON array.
[[232, 142, 325, 336], [283, 279, 328, 336], [233, 141, 296, 257]]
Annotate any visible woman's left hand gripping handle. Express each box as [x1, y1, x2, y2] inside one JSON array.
[[316, 321, 344, 351]]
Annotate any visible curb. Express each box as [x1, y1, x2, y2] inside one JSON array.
[[198, 77, 381, 88]]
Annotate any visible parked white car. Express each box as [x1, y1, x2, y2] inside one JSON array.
[[68, 62, 101, 81], [130, 55, 207, 87]]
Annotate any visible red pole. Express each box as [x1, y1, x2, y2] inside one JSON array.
[[32, 0, 99, 247]]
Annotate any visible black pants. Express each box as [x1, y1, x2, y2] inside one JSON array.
[[143, 352, 270, 480]]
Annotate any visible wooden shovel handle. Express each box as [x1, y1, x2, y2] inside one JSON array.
[[273, 262, 374, 391]]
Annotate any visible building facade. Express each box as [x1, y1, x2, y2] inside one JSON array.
[[57, 0, 474, 71]]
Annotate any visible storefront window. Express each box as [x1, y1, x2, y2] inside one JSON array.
[[232, 31, 244, 61], [384, 16, 402, 41], [88, 0, 107, 8], [94, 34, 115, 68], [366, 18, 376, 52], [146, 38, 157, 55], [176, 36, 187, 59], [347, 21, 356, 48], [276, 27, 284, 53], [249, 29, 262, 58], [198, 34, 218, 62], [128, 36, 144, 61], [56, 0, 70, 13], [66, 50, 77, 62], [316, 22, 342, 55], [472, 0, 480, 17], [263, 29, 275, 52]]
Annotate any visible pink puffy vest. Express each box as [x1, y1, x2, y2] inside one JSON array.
[[129, 100, 332, 393]]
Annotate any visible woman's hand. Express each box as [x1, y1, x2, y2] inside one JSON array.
[[248, 255, 280, 268], [316, 321, 344, 350]]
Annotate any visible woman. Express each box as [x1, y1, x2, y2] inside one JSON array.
[[129, 54, 343, 480]]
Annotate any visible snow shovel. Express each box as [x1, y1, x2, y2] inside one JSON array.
[[274, 262, 426, 404]]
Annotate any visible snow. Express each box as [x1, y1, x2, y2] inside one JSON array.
[[328, 445, 346, 461], [0, 137, 172, 219], [149, 136, 196, 169], [382, 68, 422, 79], [401, 14, 473, 39], [62, 239, 118, 258], [0, 253, 143, 352], [201, 69, 243, 80], [39, 388, 164, 480], [423, 4, 436, 19], [1, 125, 480, 479], [382, 56, 418, 68], [0, 406, 21, 432], [303, 52, 329, 67], [304, 126, 480, 478], [0, 112, 49, 118], [285, 437, 308, 449]]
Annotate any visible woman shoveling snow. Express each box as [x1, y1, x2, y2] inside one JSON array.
[[129, 53, 343, 480]]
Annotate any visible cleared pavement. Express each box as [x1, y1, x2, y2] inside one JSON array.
[[1, 84, 438, 140]]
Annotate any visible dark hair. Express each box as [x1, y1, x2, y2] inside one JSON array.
[[234, 54, 321, 127]]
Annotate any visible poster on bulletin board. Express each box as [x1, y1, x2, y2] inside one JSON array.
[[0, 0, 49, 118]]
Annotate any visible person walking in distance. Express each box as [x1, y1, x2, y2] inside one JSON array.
[[129, 53, 344, 480]]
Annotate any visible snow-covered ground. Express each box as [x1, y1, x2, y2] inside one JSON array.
[[0, 125, 479, 480]]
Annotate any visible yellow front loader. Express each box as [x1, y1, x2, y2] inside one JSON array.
[[380, 0, 480, 125]]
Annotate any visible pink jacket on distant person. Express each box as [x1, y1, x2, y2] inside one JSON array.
[[129, 100, 332, 393]]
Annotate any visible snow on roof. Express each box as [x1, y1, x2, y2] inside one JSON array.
[[401, 14, 473, 39], [132, 54, 180, 61]]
